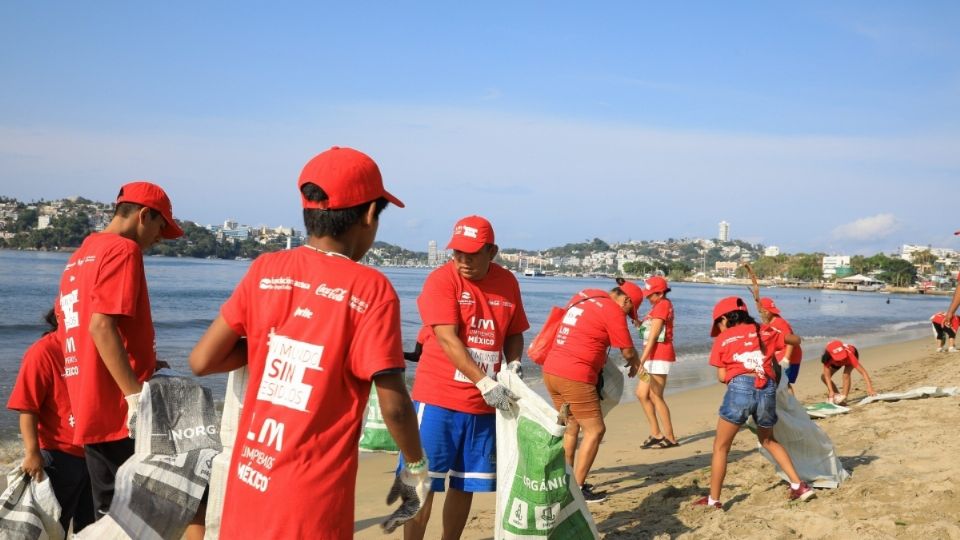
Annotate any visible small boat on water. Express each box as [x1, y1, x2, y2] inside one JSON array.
[[523, 268, 544, 277]]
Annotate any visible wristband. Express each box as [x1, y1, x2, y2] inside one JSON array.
[[404, 456, 428, 474], [475, 376, 498, 394]]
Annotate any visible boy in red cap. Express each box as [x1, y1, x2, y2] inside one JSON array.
[[55, 180, 183, 519], [404, 215, 529, 540], [930, 312, 959, 353], [7, 309, 94, 533], [635, 275, 679, 448], [541, 278, 642, 503], [695, 296, 813, 509], [820, 341, 877, 404], [759, 297, 803, 394], [189, 147, 426, 538]]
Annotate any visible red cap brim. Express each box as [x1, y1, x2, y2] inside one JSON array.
[[383, 189, 404, 209], [446, 237, 485, 253]]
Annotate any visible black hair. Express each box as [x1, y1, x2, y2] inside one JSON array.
[[715, 309, 756, 329], [301, 183, 389, 238], [42, 308, 57, 336], [115, 202, 162, 221]]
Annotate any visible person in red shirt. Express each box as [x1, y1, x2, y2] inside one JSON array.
[[634, 275, 679, 449], [7, 309, 94, 533], [404, 215, 529, 540], [930, 312, 959, 353], [189, 147, 426, 539], [55, 181, 183, 520], [759, 297, 803, 394], [820, 340, 878, 404], [694, 296, 813, 509], [542, 278, 642, 503]]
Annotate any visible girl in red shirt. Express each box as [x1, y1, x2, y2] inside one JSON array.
[[694, 296, 814, 509], [634, 276, 679, 448]]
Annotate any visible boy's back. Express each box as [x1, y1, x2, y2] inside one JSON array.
[[219, 246, 405, 538]]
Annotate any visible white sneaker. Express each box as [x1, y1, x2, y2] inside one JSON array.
[[936, 347, 945, 353], [949, 347, 958, 353]]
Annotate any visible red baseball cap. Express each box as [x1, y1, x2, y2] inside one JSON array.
[[298, 146, 404, 210], [644, 276, 671, 295], [116, 181, 184, 239], [618, 280, 645, 321], [759, 297, 781, 316], [711, 296, 747, 336], [825, 340, 853, 362], [446, 215, 495, 253]]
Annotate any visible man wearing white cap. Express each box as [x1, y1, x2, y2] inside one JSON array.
[[404, 215, 529, 540]]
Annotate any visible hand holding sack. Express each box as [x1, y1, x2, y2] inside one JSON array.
[[381, 457, 429, 533], [476, 376, 519, 411], [124, 392, 142, 439], [505, 360, 523, 380]]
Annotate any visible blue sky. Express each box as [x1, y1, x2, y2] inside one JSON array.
[[1, 2, 958, 255]]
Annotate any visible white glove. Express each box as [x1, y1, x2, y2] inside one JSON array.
[[125, 392, 141, 439], [382, 457, 429, 533], [504, 360, 523, 380], [475, 376, 519, 411]]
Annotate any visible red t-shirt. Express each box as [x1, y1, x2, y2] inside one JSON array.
[[824, 343, 861, 369], [641, 298, 676, 361], [56, 233, 156, 445], [709, 323, 783, 388], [7, 332, 84, 457], [768, 316, 802, 365], [218, 247, 405, 538], [931, 313, 960, 331], [411, 261, 529, 414], [542, 289, 635, 385]]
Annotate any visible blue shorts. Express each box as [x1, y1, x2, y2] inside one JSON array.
[[785, 363, 800, 384], [397, 401, 496, 492], [718, 375, 778, 428]]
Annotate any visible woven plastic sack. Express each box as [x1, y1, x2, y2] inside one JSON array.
[[495, 370, 599, 539], [359, 382, 400, 453], [0, 467, 63, 540]]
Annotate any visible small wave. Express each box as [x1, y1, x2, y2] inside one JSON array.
[[153, 319, 216, 330], [879, 320, 926, 333]]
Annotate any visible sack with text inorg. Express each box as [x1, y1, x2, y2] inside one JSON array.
[[495, 369, 599, 539]]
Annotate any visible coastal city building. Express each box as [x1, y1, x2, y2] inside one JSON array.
[[427, 240, 438, 266], [715, 261, 738, 277], [900, 244, 958, 262], [822, 255, 852, 279], [718, 221, 730, 242], [764, 246, 780, 257]]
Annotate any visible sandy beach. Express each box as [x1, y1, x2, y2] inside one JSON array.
[[353, 336, 960, 539]]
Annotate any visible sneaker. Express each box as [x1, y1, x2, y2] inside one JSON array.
[[936, 347, 945, 353], [788, 482, 815, 502], [692, 496, 722, 509], [581, 485, 607, 504], [949, 347, 958, 353]]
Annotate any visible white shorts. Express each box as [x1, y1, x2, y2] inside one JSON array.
[[643, 360, 673, 375]]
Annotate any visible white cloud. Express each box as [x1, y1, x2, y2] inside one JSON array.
[[831, 213, 900, 241]]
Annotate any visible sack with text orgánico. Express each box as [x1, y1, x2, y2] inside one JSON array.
[[359, 382, 400, 453], [495, 370, 599, 540]]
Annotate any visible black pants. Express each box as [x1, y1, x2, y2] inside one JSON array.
[[41, 449, 95, 533], [83, 438, 135, 519], [933, 322, 956, 341]]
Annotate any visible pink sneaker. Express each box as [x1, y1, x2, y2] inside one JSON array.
[[788, 482, 815, 502], [693, 496, 722, 509]]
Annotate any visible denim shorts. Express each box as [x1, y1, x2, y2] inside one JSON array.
[[718, 375, 778, 428]]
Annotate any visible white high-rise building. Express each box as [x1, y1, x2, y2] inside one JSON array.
[[718, 221, 730, 242], [427, 240, 438, 266]]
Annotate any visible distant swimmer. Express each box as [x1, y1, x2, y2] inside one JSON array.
[[886, 298, 890, 304]]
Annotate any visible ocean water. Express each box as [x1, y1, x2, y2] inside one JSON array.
[[0, 250, 948, 442]]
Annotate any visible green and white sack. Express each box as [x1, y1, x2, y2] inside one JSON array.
[[495, 370, 599, 540], [359, 383, 399, 453]]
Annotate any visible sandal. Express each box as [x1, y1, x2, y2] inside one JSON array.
[[656, 438, 680, 449], [641, 436, 664, 449]]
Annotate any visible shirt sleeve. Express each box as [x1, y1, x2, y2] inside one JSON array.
[[708, 339, 725, 368], [605, 306, 635, 349], [349, 297, 405, 381], [221, 260, 256, 337], [89, 243, 142, 317], [6, 340, 52, 412], [649, 300, 670, 320], [847, 347, 861, 368], [417, 269, 460, 327]]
